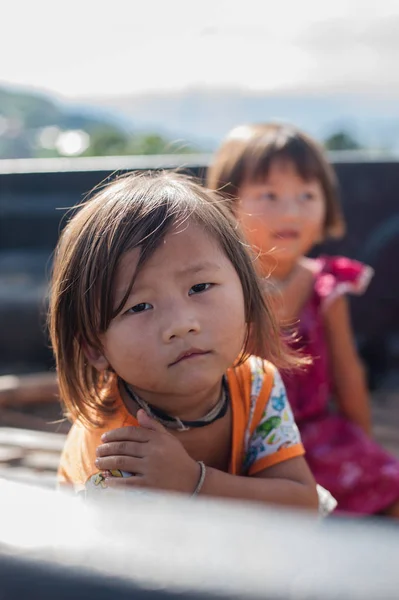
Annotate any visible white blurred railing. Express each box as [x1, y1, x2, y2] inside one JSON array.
[[0, 477, 398, 599]]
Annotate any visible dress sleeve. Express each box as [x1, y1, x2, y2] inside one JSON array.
[[244, 368, 305, 476], [315, 255, 374, 311]]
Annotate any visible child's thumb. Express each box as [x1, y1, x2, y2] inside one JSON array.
[[137, 409, 166, 432]]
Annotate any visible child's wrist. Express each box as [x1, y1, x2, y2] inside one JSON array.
[[191, 461, 206, 496]]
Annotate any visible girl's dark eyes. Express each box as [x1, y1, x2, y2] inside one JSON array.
[[126, 302, 152, 314], [189, 283, 212, 295], [299, 192, 315, 201], [260, 192, 277, 201], [124, 284, 212, 314], [259, 191, 315, 201]]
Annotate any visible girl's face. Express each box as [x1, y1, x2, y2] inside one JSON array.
[[94, 221, 246, 415], [237, 160, 326, 276]]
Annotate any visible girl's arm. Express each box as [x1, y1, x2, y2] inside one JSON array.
[[201, 367, 318, 509], [200, 456, 319, 510], [97, 413, 319, 511], [323, 295, 372, 435]]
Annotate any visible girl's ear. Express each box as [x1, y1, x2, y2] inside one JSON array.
[[82, 343, 109, 371]]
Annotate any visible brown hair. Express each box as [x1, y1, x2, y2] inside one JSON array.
[[207, 123, 345, 239], [49, 171, 302, 427]]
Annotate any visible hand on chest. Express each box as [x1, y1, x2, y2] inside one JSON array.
[[175, 408, 232, 472]]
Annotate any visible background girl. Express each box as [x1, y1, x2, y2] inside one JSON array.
[[207, 123, 399, 517]]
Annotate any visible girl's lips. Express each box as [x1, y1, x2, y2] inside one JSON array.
[[273, 230, 300, 239], [170, 349, 210, 366]]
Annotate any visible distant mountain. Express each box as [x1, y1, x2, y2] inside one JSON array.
[[2, 85, 399, 160], [0, 86, 127, 159], [83, 88, 399, 152], [0, 86, 198, 159], [0, 86, 124, 133]]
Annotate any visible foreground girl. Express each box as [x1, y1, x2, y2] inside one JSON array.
[[50, 172, 318, 509]]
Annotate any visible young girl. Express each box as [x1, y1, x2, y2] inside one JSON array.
[[207, 123, 399, 517], [50, 171, 319, 510]]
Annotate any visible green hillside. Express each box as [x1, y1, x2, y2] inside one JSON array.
[[0, 86, 197, 159]]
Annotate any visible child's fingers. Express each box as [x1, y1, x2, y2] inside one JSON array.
[[137, 409, 167, 433], [95, 455, 144, 475], [101, 426, 152, 443], [96, 440, 147, 459]]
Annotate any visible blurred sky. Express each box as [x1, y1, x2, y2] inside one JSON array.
[[1, 0, 399, 99]]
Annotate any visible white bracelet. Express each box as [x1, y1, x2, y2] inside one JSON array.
[[191, 461, 206, 496]]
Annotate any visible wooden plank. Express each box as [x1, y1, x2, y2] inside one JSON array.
[[0, 408, 57, 431], [23, 451, 61, 472], [0, 428, 66, 453], [0, 466, 57, 488], [0, 373, 59, 407], [0, 446, 25, 464]]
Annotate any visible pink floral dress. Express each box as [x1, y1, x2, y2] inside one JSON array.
[[282, 256, 399, 515]]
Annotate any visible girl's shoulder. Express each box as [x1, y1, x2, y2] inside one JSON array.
[[229, 354, 276, 378], [227, 356, 276, 406], [311, 255, 373, 310]]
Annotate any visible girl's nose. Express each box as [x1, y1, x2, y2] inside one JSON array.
[[162, 311, 201, 343], [280, 196, 300, 218]]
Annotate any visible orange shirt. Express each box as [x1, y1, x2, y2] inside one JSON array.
[[58, 357, 304, 492]]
